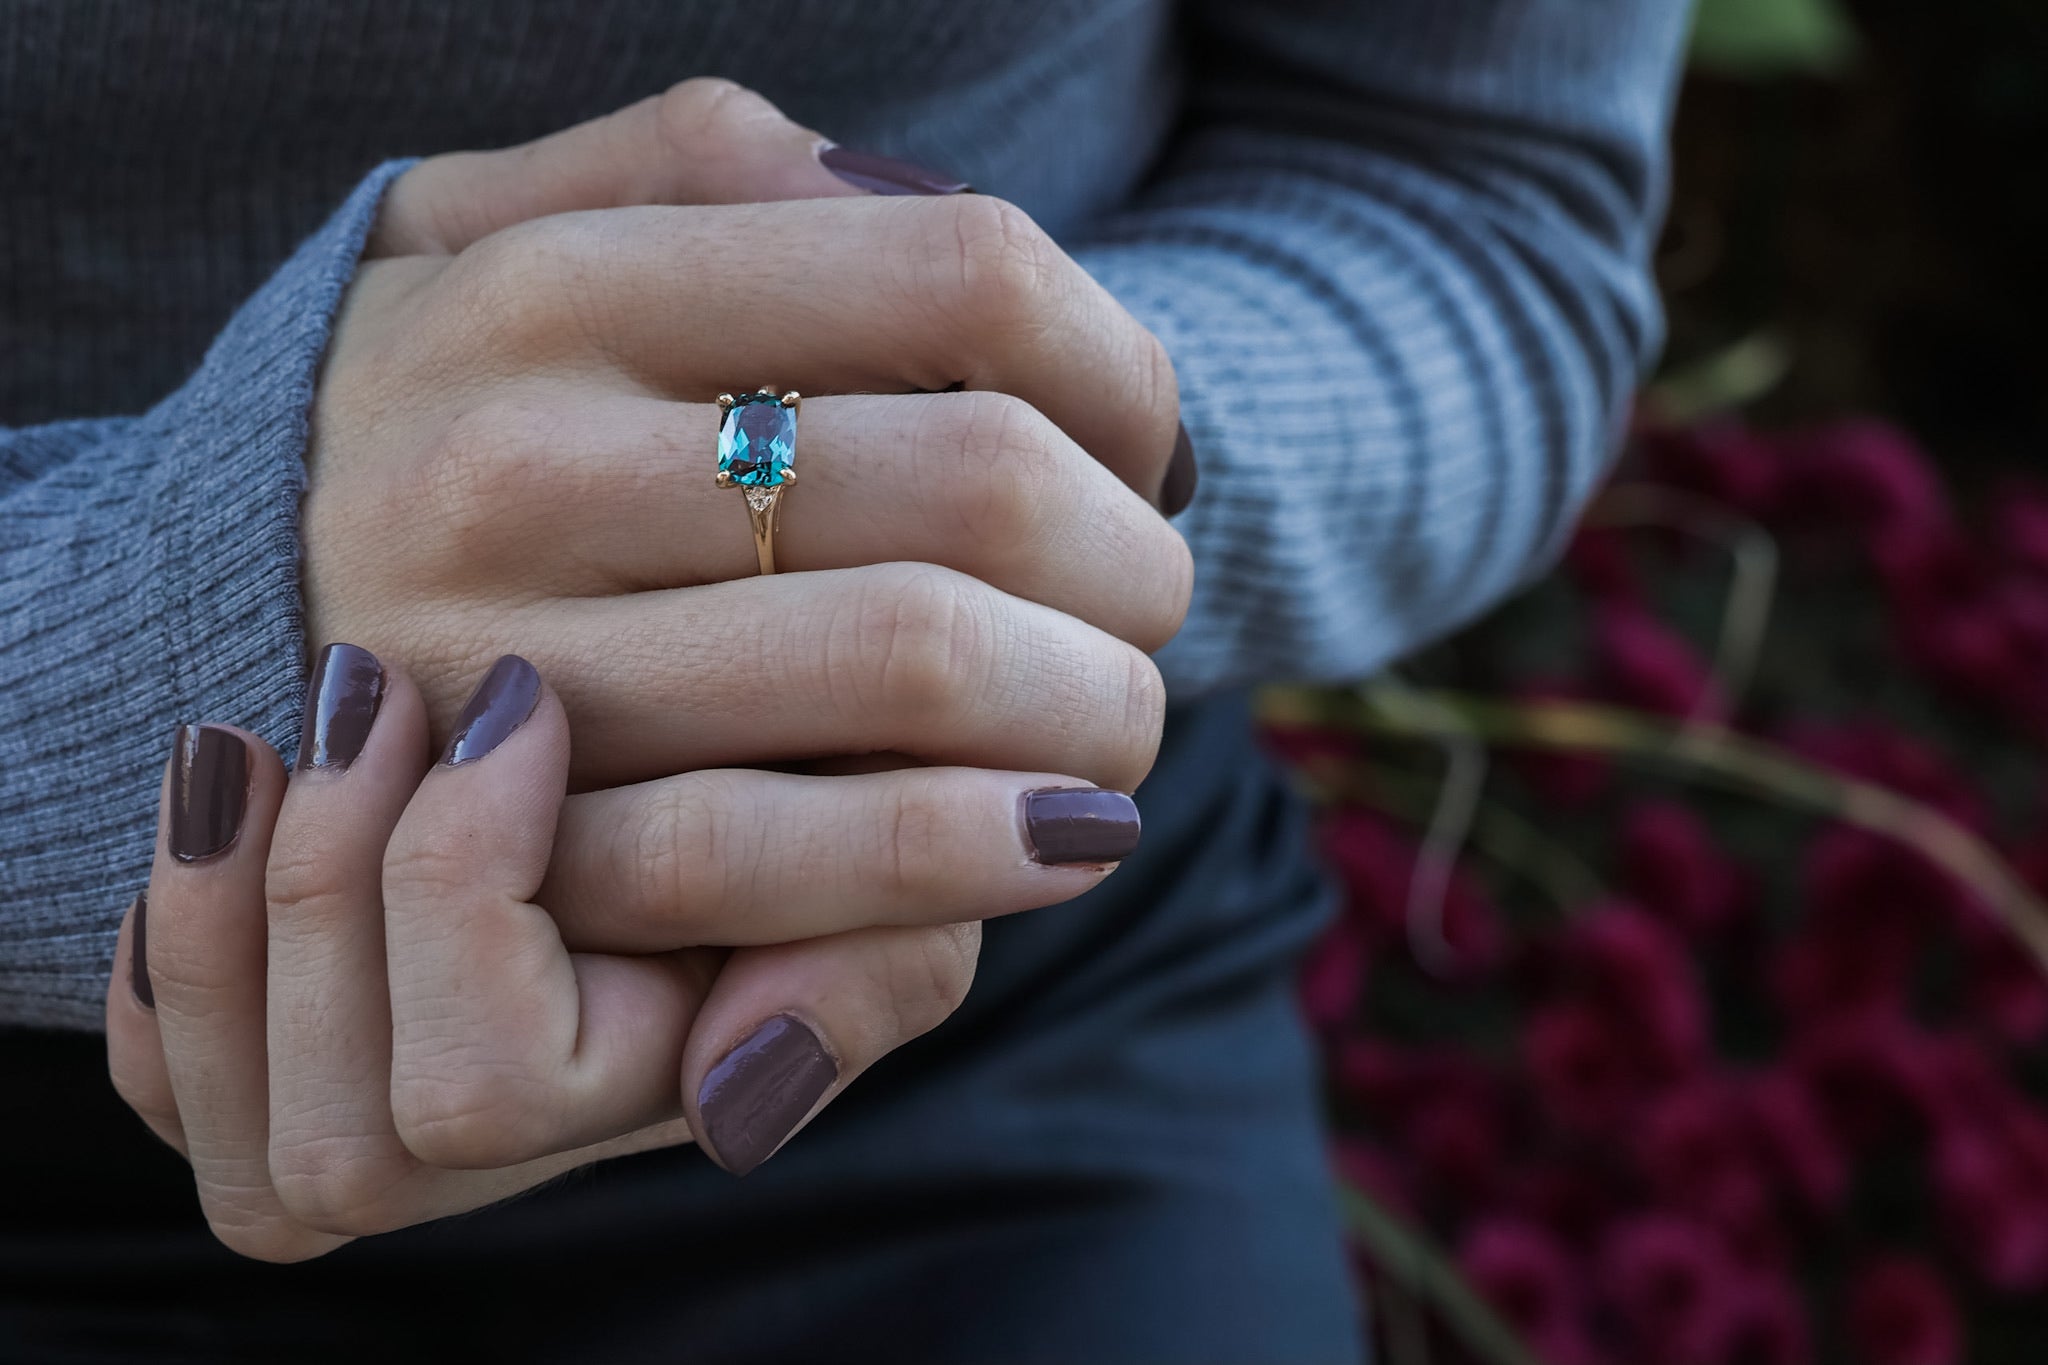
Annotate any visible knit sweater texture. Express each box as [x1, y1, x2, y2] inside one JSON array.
[[0, 0, 1688, 1027]]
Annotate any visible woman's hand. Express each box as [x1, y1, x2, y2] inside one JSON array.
[[107, 647, 1136, 1262], [305, 79, 1192, 806]]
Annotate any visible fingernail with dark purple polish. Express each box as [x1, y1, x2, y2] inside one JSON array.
[[170, 724, 249, 863], [130, 892, 153, 1009], [819, 144, 973, 196], [1022, 788, 1142, 865], [1161, 421, 1199, 517], [297, 642, 386, 772], [439, 655, 542, 766], [697, 1014, 839, 1177]]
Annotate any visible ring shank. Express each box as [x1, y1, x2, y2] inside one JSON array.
[[746, 489, 783, 576]]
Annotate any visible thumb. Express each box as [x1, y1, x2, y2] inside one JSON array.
[[369, 78, 866, 258]]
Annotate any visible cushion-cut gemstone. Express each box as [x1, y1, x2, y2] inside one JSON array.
[[718, 393, 796, 488]]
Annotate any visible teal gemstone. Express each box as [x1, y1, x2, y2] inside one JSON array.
[[718, 394, 796, 488]]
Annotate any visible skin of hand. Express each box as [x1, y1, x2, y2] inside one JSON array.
[[103, 79, 1190, 1262], [108, 650, 1140, 1262], [304, 77, 1193, 808]]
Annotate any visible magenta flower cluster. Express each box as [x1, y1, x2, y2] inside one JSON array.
[[1286, 418, 2048, 1365]]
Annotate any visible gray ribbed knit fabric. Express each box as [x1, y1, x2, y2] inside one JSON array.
[[0, 0, 1688, 1027]]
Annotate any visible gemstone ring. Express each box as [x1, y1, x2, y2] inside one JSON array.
[[713, 388, 800, 575]]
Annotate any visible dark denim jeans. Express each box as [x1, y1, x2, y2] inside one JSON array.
[[0, 694, 1362, 1364]]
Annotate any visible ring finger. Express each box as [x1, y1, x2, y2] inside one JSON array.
[[420, 387, 1192, 653]]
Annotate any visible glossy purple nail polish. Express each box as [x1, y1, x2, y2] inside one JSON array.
[[130, 892, 152, 1009], [439, 655, 542, 766], [819, 145, 972, 196], [697, 1014, 839, 1176], [1161, 421, 1199, 517], [296, 642, 386, 771], [1022, 788, 1142, 865], [169, 724, 249, 862]]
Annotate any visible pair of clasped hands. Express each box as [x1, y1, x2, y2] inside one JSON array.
[[104, 81, 1195, 1261]]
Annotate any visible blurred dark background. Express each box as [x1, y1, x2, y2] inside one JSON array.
[[1292, 5, 2048, 1363], [1663, 0, 2048, 466]]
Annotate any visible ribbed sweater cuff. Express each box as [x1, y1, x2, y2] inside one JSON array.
[[4, 159, 411, 1030], [144, 158, 415, 772]]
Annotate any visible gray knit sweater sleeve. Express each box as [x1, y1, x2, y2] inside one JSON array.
[[0, 163, 411, 1029], [1075, 0, 1688, 692]]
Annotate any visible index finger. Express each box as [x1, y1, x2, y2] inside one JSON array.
[[379, 656, 713, 1170]]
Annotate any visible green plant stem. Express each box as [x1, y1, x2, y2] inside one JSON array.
[[1308, 762, 1607, 917], [1341, 1189, 1551, 1365], [1347, 686, 2048, 973]]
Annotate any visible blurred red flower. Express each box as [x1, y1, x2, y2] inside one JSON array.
[[1459, 1218, 1599, 1365], [1792, 1016, 1933, 1153], [1639, 420, 1786, 521], [1636, 1077, 1775, 1248], [1405, 1090, 1508, 1213], [1960, 915, 2048, 1044], [1556, 903, 1709, 1078], [1931, 1126, 2048, 1292], [1504, 1158, 1625, 1254], [1594, 601, 1724, 719], [1298, 914, 1369, 1035], [1618, 800, 1749, 937], [1526, 1002, 1640, 1134], [1720, 1274, 1813, 1365], [1743, 1069, 1847, 1215], [1290, 413, 2048, 1360], [1844, 1255, 1963, 1365], [1782, 419, 1946, 538], [1598, 1214, 1744, 1365], [1995, 484, 2048, 575], [1318, 808, 1502, 979]]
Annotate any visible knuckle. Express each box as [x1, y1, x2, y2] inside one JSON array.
[[446, 213, 604, 353], [382, 834, 483, 915], [937, 195, 1063, 342], [922, 392, 1062, 556], [879, 773, 955, 901], [653, 76, 782, 150], [268, 1138, 404, 1237], [1133, 328, 1181, 446], [1114, 646, 1168, 787], [138, 912, 240, 1006], [417, 397, 570, 543], [1137, 528, 1196, 654], [199, 1193, 328, 1264], [848, 564, 990, 726], [625, 773, 756, 941], [880, 923, 979, 1042], [264, 839, 360, 933], [390, 1061, 551, 1171], [105, 1053, 172, 1127]]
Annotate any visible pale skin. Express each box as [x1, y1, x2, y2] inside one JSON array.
[[105, 80, 1192, 1260]]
